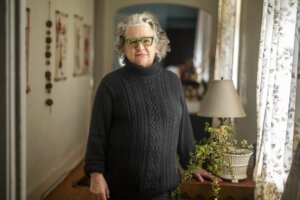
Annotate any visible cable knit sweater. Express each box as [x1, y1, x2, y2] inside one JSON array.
[[84, 59, 195, 199]]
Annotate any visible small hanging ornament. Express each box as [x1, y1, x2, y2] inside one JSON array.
[[45, 37, 52, 44], [46, 20, 53, 28], [45, 0, 52, 66], [44, 0, 54, 114], [45, 51, 51, 58], [45, 82, 53, 93], [45, 98, 53, 114], [45, 71, 51, 81]]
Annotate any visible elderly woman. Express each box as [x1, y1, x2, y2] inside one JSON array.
[[84, 12, 212, 200]]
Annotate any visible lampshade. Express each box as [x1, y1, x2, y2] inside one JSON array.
[[198, 80, 246, 118]]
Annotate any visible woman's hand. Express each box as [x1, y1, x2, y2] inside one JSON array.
[[90, 172, 110, 200], [193, 168, 222, 183]]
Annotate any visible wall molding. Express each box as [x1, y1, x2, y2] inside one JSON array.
[[27, 144, 85, 200]]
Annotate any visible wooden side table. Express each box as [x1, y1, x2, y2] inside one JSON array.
[[180, 175, 255, 200]]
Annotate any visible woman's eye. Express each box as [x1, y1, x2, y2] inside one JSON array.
[[142, 38, 152, 45], [143, 39, 150, 43], [128, 40, 137, 45]]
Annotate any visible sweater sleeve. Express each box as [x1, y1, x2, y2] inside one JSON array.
[[84, 80, 113, 176], [177, 81, 196, 170]]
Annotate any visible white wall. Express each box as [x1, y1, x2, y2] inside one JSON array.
[[236, 0, 263, 144], [26, 0, 94, 199]]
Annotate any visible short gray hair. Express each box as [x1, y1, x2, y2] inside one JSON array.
[[115, 12, 170, 61]]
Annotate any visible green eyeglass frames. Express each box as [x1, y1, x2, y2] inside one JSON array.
[[125, 37, 154, 48]]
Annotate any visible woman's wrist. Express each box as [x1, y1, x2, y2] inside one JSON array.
[[90, 172, 103, 177]]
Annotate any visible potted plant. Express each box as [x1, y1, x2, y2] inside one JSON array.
[[175, 122, 253, 199]]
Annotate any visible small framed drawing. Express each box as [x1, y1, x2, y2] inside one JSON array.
[[83, 24, 92, 75], [54, 10, 68, 81]]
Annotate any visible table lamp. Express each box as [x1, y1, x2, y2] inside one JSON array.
[[198, 79, 246, 124]]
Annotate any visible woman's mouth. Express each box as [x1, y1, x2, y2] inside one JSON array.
[[135, 54, 147, 56]]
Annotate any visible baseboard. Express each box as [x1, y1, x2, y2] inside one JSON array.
[[27, 144, 85, 200]]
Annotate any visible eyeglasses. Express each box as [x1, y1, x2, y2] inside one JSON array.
[[125, 37, 154, 48]]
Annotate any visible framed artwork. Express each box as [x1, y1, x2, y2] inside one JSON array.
[[54, 10, 68, 81], [26, 8, 31, 93], [83, 24, 92, 75], [73, 14, 84, 76]]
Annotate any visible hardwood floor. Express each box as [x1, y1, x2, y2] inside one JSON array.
[[44, 162, 93, 200]]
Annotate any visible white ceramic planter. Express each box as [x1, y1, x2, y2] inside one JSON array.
[[219, 149, 253, 182]]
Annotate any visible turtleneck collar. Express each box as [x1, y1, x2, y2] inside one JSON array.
[[124, 57, 161, 76]]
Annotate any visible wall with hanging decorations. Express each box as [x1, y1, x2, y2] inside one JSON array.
[[26, 0, 94, 199]]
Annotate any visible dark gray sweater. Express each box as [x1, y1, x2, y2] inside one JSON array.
[[84, 59, 195, 199]]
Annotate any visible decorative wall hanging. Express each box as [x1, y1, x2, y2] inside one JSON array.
[[83, 24, 92, 75], [26, 7, 31, 94], [44, 0, 54, 113], [73, 14, 84, 76], [55, 10, 68, 81]]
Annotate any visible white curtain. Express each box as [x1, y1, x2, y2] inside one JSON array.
[[254, 0, 300, 199]]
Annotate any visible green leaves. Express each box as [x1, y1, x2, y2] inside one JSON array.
[[176, 122, 253, 199]]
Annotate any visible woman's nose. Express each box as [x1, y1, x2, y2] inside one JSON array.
[[136, 42, 145, 50]]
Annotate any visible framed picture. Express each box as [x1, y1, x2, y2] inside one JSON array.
[[73, 14, 84, 76], [83, 24, 92, 75], [54, 10, 68, 81]]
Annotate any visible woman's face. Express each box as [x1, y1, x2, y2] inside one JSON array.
[[124, 25, 156, 68]]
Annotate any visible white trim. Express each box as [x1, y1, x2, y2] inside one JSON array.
[[6, 0, 17, 199], [19, 0, 27, 199], [5, 0, 26, 199]]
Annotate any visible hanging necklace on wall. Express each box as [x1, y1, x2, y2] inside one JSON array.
[[45, 0, 53, 114]]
